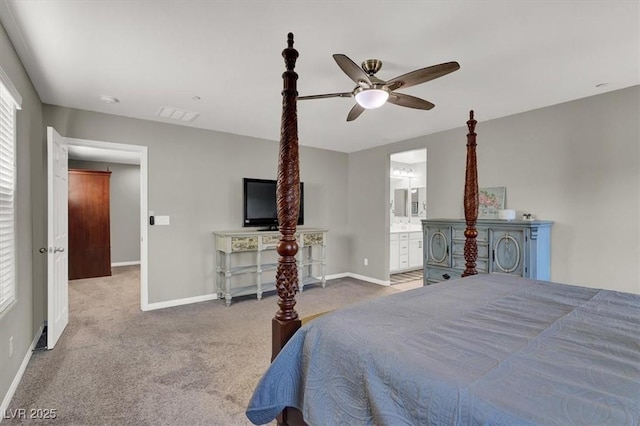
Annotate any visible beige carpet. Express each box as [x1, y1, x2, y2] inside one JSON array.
[[6, 266, 415, 425], [391, 279, 423, 292]]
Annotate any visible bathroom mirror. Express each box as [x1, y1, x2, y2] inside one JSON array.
[[394, 188, 408, 217], [411, 187, 426, 217]]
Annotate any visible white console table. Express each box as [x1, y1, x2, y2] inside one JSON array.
[[213, 228, 327, 306]]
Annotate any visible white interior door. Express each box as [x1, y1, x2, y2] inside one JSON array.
[[47, 127, 69, 349]]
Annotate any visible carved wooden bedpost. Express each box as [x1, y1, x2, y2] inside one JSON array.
[[272, 33, 302, 362], [462, 110, 478, 277]]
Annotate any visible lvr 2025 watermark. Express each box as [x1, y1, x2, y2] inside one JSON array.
[[3, 408, 57, 420]]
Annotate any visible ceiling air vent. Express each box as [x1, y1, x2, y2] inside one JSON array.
[[156, 106, 200, 122]]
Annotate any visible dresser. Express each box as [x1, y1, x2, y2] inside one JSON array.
[[422, 219, 552, 285], [213, 228, 327, 306]]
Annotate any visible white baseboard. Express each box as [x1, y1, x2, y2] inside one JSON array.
[[1, 324, 44, 422], [141, 271, 391, 312], [325, 272, 349, 280], [326, 272, 391, 286], [142, 293, 218, 311], [111, 261, 141, 267]]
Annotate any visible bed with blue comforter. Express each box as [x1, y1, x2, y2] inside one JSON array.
[[246, 274, 640, 425]]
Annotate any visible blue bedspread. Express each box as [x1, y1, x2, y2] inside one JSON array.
[[246, 274, 640, 425]]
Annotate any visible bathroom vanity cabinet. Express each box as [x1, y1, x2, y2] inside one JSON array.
[[390, 230, 423, 273]]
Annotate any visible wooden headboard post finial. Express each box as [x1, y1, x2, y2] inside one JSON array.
[[272, 32, 302, 362], [462, 110, 479, 277]]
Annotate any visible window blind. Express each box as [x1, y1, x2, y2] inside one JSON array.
[[0, 80, 18, 314]]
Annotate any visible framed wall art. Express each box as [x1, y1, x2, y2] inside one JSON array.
[[478, 187, 506, 219]]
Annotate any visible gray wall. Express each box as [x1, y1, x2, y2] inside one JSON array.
[[348, 86, 640, 294], [43, 105, 350, 304], [68, 160, 141, 264], [0, 22, 43, 410]]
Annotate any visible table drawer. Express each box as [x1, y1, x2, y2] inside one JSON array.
[[261, 235, 279, 246], [303, 233, 324, 246], [231, 236, 258, 252]]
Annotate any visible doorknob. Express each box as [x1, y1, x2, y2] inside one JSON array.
[[39, 247, 47, 254], [54, 247, 65, 253]]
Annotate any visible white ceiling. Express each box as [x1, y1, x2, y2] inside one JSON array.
[[0, 1, 638, 153], [68, 145, 140, 165], [391, 149, 426, 165]]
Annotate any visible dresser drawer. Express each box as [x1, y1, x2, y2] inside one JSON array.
[[399, 255, 409, 269], [452, 255, 489, 273], [452, 226, 488, 242], [452, 240, 489, 258], [426, 267, 462, 283]]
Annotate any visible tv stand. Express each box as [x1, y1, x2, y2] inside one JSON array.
[[258, 225, 279, 232], [213, 228, 328, 306]]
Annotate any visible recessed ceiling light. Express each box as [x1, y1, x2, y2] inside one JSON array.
[[595, 83, 609, 88], [100, 95, 119, 104]]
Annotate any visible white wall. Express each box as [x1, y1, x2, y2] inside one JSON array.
[[349, 86, 640, 294]]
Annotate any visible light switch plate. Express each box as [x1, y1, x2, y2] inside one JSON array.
[[155, 215, 170, 225]]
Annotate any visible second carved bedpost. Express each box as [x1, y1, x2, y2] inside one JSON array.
[[462, 110, 478, 277], [272, 33, 302, 362]]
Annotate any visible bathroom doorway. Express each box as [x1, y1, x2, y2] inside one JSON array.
[[389, 148, 426, 285]]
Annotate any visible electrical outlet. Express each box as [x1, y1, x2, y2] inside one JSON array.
[[9, 336, 13, 358], [363, 258, 368, 266]]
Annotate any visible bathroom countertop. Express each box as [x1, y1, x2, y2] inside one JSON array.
[[390, 225, 422, 234]]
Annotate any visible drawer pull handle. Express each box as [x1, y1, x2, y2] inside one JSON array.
[[442, 273, 451, 280]]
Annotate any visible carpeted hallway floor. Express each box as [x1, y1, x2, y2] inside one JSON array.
[[6, 266, 419, 425]]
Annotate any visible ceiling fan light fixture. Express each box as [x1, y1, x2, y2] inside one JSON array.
[[355, 87, 389, 109]]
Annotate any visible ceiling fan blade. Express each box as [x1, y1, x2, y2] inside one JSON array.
[[388, 93, 435, 110], [333, 54, 372, 86], [346, 104, 365, 121], [386, 61, 460, 91], [298, 92, 352, 100]]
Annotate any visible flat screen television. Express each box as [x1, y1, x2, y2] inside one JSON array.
[[243, 178, 304, 230]]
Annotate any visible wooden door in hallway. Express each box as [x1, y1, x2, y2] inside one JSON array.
[[68, 169, 112, 279]]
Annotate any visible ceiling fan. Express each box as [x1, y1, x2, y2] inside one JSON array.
[[298, 54, 460, 121]]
